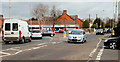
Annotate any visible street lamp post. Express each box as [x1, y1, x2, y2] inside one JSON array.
[[9, 0, 11, 19]]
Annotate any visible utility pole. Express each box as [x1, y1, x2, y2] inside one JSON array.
[[89, 14, 90, 23], [96, 14, 98, 19], [9, 0, 11, 19], [115, 0, 118, 26], [89, 14, 90, 32]]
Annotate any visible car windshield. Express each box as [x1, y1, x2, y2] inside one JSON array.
[[32, 30, 41, 33], [71, 31, 82, 35], [97, 29, 103, 32]]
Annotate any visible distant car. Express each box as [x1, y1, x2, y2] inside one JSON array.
[[104, 36, 120, 49], [96, 29, 104, 35], [104, 29, 108, 33], [42, 30, 55, 37], [68, 29, 87, 43], [59, 29, 64, 33], [31, 30, 42, 39]]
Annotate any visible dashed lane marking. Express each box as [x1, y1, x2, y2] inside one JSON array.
[[38, 43, 46, 46], [96, 46, 104, 60], [87, 35, 106, 62]]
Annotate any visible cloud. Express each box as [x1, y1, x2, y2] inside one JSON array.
[[2, 2, 114, 20], [1, 0, 120, 2]]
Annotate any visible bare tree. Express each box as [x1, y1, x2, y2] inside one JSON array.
[[32, 4, 49, 29], [50, 5, 62, 31]]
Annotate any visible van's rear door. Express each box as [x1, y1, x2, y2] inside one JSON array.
[[11, 23, 19, 37], [4, 23, 19, 37], [4, 23, 11, 37]]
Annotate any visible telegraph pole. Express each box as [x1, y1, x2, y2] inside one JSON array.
[[115, 0, 118, 25], [9, 0, 11, 19]]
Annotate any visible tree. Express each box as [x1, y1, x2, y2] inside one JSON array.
[[117, 21, 120, 27], [93, 18, 104, 29], [83, 20, 89, 28], [50, 5, 62, 31], [105, 18, 114, 28], [32, 4, 49, 29], [91, 24, 97, 28]]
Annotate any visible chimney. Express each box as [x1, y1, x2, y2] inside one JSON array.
[[63, 10, 67, 14], [0, 15, 3, 17], [76, 15, 78, 19]]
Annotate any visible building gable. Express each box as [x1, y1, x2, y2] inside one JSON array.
[[57, 10, 73, 21]]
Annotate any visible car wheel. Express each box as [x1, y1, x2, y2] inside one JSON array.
[[20, 38, 25, 44], [84, 40, 86, 42], [68, 41, 70, 43], [109, 42, 116, 49], [40, 37, 42, 39], [29, 37, 32, 42], [4, 41, 9, 44]]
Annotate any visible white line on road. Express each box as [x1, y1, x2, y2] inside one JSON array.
[[13, 50, 23, 55], [38, 43, 46, 46], [87, 40, 102, 62], [33, 47, 40, 50], [96, 46, 104, 60], [0, 51, 11, 55]]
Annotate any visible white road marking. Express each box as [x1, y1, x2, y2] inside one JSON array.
[[33, 47, 40, 50], [87, 40, 102, 62], [0, 51, 11, 55], [14, 50, 23, 55], [38, 43, 46, 45], [96, 46, 104, 60], [51, 42, 57, 44]]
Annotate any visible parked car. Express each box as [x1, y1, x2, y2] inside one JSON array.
[[104, 36, 120, 49], [2, 19, 32, 44], [104, 29, 108, 33], [68, 29, 87, 43], [31, 30, 42, 39], [59, 29, 64, 33], [42, 30, 55, 37], [96, 29, 104, 35]]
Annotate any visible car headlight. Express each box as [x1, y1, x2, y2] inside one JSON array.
[[104, 39, 108, 42], [78, 37, 82, 39]]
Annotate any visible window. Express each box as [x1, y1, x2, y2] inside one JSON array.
[[12, 23, 18, 31], [71, 31, 82, 35], [5, 23, 10, 31]]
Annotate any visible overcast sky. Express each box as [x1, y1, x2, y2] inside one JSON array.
[[1, 0, 120, 20]]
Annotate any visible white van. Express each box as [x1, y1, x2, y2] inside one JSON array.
[[68, 29, 87, 43], [2, 19, 32, 44]]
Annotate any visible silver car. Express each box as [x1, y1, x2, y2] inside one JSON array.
[[68, 29, 87, 43]]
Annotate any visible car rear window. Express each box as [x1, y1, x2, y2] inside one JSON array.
[[5, 23, 10, 31], [12, 23, 18, 31], [32, 30, 41, 33]]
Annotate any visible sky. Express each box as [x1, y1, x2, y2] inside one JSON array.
[[0, 0, 120, 20]]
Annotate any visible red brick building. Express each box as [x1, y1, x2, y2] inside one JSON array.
[[27, 10, 83, 31], [0, 15, 4, 31], [57, 10, 83, 29]]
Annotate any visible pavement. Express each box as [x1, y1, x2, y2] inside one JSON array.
[[0, 33, 119, 61]]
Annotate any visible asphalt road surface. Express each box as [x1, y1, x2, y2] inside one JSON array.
[[0, 33, 119, 62]]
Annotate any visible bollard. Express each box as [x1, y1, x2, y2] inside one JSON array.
[[64, 31, 66, 37]]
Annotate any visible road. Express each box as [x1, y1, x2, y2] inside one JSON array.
[[0, 33, 119, 62]]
